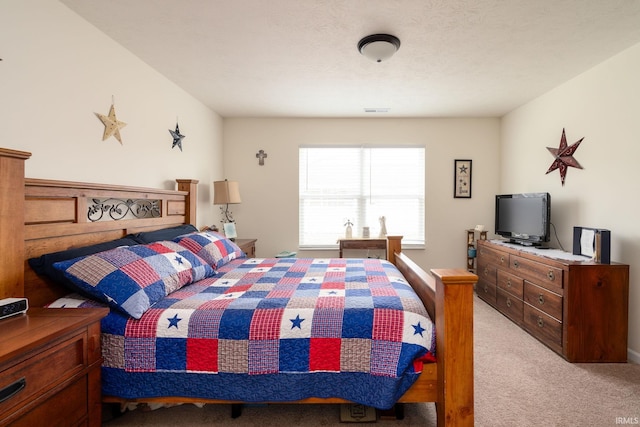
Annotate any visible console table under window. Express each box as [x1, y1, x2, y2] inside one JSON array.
[[338, 236, 402, 264]]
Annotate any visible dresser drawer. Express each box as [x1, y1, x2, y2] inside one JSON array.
[[477, 244, 508, 268], [497, 270, 523, 299], [476, 278, 496, 305], [524, 304, 562, 351], [5, 376, 87, 427], [510, 255, 563, 291], [477, 261, 497, 285], [0, 333, 85, 420], [524, 281, 562, 321], [496, 288, 523, 324]]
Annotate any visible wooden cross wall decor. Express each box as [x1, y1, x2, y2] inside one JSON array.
[[256, 149, 268, 165]]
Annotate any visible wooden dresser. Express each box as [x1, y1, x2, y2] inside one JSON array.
[[0, 308, 108, 426], [476, 240, 629, 362]]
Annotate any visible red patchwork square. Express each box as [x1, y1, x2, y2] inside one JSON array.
[[147, 242, 177, 254], [250, 308, 284, 340], [372, 308, 403, 342], [121, 259, 161, 287], [187, 338, 218, 372], [320, 281, 344, 289], [125, 309, 163, 338], [310, 338, 341, 371]]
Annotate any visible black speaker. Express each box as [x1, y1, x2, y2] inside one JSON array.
[[572, 227, 610, 264]]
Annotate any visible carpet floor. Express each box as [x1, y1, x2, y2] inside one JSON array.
[[104, 294, 640, 426]]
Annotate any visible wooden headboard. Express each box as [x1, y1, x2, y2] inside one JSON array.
[[22, 177, 198, 307]]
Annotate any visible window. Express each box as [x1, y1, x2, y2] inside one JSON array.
[[299, 146, 425, 248]]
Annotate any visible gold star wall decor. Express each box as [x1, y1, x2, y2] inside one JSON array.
[[95, 102, 127, 144]]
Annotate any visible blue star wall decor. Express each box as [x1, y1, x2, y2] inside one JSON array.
[[169, 122, 185, 151], [546, 128, 584, 186]]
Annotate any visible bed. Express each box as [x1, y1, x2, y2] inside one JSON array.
[[14, 175, 477, 426]]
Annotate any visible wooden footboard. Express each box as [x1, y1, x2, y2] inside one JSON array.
[[394, 253, 476, 427]]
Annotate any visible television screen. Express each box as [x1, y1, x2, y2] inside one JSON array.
[[495, 193, 550, 245]]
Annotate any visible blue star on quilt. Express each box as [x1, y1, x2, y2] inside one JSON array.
[[168, 313, 182, 329], [173, 255, 184, 265], [290, 314, 305, 329], [412, 321, 426, 337]]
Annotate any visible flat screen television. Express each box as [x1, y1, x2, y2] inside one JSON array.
[[495, 193, 551, 246]]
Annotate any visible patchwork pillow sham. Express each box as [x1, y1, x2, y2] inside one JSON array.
[[172, 231, 245, 270], [28, 236, 140, 286], [52, 241, 214, 319]]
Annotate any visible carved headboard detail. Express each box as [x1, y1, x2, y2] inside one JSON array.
[[22, 178, 198, 307]]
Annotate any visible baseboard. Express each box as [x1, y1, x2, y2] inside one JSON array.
[[627, 348, 640, 364]]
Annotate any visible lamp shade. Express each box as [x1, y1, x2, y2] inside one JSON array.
[[213, 180, 241, 204]]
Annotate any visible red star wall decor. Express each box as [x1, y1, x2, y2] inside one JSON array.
[[546, 128, 584, 186]]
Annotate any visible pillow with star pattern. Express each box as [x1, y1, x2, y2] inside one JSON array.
[[173, 231, 245, 270], [52, 241, 214, 319]]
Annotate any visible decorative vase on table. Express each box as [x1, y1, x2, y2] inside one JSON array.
[[379, 216, 387, 238], [344, 220, 353, 239]]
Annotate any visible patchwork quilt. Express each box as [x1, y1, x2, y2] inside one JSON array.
[[54, 257, 435, 409]]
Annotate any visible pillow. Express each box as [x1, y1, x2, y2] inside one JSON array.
[[45, 293, 108, 309], [28, 237, 140, 286], [173, 231, 245, 270], [132, 224, 198, 244], [52, 241, 215, 319]]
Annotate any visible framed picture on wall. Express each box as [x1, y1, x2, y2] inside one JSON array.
[[454, 159, 472, 198]]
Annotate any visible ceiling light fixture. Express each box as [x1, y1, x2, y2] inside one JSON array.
[[357, 34, 401, 63]]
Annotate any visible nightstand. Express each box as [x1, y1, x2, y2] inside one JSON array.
[[235, 238, 257, 258], [0, 307, 109, 427]]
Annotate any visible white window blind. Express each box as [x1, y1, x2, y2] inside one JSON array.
[[299, 146, 425, 248]]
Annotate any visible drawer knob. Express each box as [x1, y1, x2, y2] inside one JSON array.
[[538, 294, 545, 305], [507, 279, 512, 288], [547, 270, 555, 281], [537, 317, 545, 328], [513, 260, 519, 268], [0, 377, 26, 404], [506, 298, 512, 308], [500, 255, 505, 263], [483, 284, 488, 293], [483, 267, 489, 276]]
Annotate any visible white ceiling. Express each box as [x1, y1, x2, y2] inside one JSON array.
[[60, 0, 640, 118]]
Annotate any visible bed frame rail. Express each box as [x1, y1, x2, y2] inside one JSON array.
[[394, 253, 476, 426]]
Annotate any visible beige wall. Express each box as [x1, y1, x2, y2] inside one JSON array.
[[501, 42, 640, 361], [0, 0, 223, 227], [222, 118, 501, 271]]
